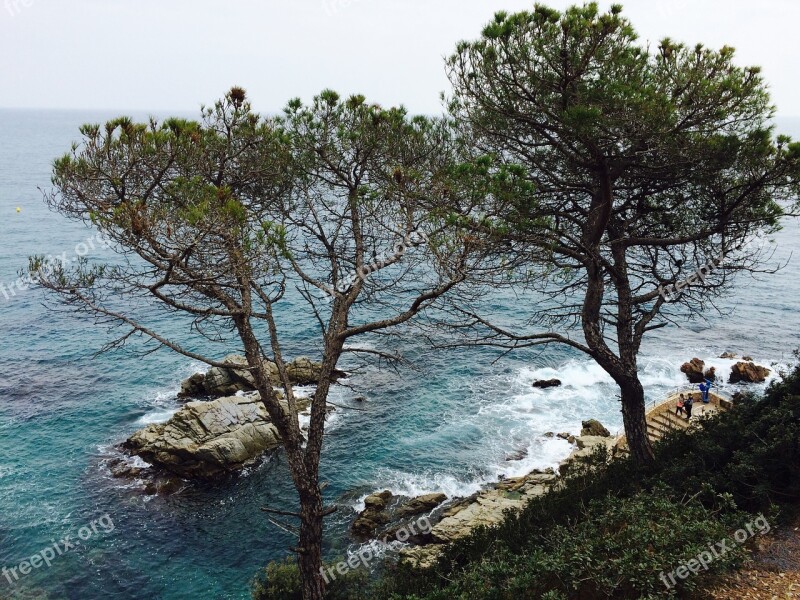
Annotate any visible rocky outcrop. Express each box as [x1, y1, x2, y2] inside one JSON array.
[[123, 394, 311, 478], [179, 355, 345, 398], [395, 493, 448, 519], [286, 357, 332, 385], [581, 419, 610, 437], [532, 378, 561, 389], [720, 352, 738, 359], [351, 491, 447, 540], [432, 471, 557, 542], [681, 358, 706, 383], [560, 434, 615, 474], [729, 361, 771, 384], [704, 366, 717, 382], [351, 490, 393, 538]]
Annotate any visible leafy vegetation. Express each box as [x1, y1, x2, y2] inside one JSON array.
[[254, 359, 800, 598]]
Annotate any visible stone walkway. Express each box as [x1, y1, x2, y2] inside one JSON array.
[[614, 390, 731, 455]]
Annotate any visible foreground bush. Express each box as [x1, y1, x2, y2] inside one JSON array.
[[380, 490, 749, 599], [252, 557, 371, 600]]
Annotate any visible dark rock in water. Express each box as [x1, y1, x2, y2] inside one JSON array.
[[729, 361, 770, 384], [532, 378, 562, 389], [107, 458, 145, 479], [381, 523, 436, 545], [704, 366, 717, 382], [556, 432, 571, 440], [742, 355, 753, 361], [352, 491, 393, 538], [144, 477, 184, 496], [681, 358, 706, 383], [505, 448, 528, 462], [580, 419, 611, 437], [395, 493, 447, 519], [719, 352, 738, 359], [543, 432, 555, 438], [354, 396, 367, 402], [178, 373, 206, 399], [352, 491, 447, 540]]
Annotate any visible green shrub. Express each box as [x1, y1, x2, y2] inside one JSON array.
[[251, 557, 302, 600], [374, 489, 750, 599], [251, 556, 371, 600]]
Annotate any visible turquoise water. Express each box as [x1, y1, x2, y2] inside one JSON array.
[[1, 109, 799, 599]]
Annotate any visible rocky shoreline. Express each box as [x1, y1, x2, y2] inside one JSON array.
[[345, 420, 617, 569], [113, 352, 772, 552], [349, 354, 773, 569]]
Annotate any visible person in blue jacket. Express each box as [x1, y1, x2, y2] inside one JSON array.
[[698, 379, 713, 404]]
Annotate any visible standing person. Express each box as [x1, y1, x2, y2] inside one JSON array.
[[699, 379, 713, 404], [675, 394, 686, 416], [684, 393, 694, 420]]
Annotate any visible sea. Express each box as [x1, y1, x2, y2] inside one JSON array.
[[1, 109, 799, 599]]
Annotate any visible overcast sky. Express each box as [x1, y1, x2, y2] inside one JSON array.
[[1, 0, 798, 115]]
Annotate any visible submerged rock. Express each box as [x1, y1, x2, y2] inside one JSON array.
[[505, 448, 529, 462], [107, 457, 145, 479], [729, 361, 771, 384], [123, 394, 311, 478], [681, 358, 706, 383], [532, 378, 562, 389], [720, 352, 738, 359]]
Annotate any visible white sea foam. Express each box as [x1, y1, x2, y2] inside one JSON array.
[[352, 470, 489, 513], [349, 348, 784, 510], [136, 407, 180, 425]]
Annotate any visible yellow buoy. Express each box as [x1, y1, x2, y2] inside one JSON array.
[[16, 207, 21, 213]]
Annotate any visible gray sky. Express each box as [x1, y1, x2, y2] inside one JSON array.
[[1, 0, 798, 115]]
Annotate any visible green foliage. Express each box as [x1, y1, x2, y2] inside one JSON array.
[[446, 0, 800, 350], [252, 557, 303, 600], [251, 557, 371, 600], [379, 491, 747, 599]]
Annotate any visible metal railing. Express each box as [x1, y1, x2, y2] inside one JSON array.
[[613, 383, 734, 440]]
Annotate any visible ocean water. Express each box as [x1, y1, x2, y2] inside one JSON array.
[[1, 109, 799, 600]]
